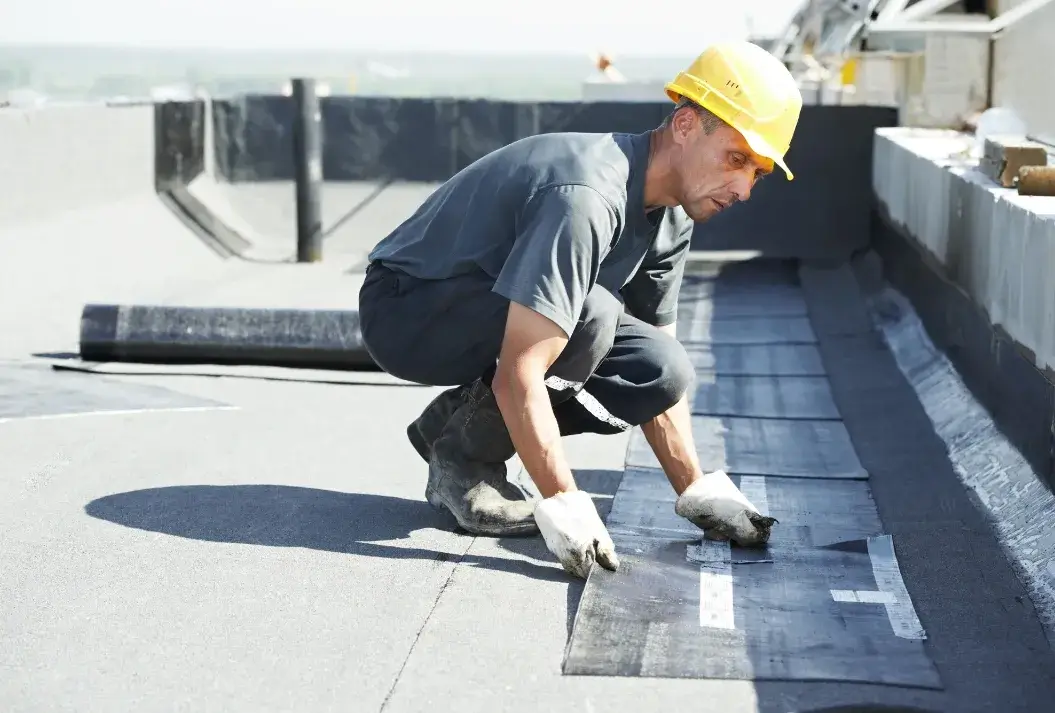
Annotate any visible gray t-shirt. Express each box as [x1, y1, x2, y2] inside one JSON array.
[[367, 130, 694, 338]]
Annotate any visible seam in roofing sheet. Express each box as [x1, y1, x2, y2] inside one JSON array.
[[867, 284, 1055, 648]]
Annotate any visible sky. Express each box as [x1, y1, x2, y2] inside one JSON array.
[[1, 0, 802, 56]]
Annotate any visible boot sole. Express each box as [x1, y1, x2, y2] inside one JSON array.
[[425, 485, 538, 537], [415, 391, 536, 536]]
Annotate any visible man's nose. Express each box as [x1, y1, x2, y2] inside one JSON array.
[[733, 172, 756, 203]]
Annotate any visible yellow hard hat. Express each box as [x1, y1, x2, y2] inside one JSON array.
[[665, 41, 803, 180]]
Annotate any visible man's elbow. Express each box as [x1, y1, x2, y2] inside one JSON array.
[[490, 364, 516, 412], [492, 300, 570, 414], [491, 360, 538, 414], [495, 358, 561, 429]]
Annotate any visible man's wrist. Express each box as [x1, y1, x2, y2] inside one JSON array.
[[671, 469, 703, 497], [538, 474, 579, 499]]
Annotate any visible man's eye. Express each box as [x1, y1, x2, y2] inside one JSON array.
[[730, 153, 746, 167]]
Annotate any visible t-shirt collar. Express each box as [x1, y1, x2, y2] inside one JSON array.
[[627, 130, 662, 234]]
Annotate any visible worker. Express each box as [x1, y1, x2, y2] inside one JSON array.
[[358, 41, 803, 579]]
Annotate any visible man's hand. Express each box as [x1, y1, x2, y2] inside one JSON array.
[[535, 490, 619, 578], [674, 470, 776, 546], [642, 323, 777, 546]]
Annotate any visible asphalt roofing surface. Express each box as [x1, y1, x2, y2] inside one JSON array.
[[3, 180, 1055, 713]]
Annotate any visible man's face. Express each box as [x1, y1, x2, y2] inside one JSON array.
[[669, 109, 774, 223]]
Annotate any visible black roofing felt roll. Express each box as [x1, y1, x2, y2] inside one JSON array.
[[79, 304, 378, 370]]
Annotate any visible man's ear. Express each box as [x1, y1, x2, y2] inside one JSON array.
[[670, 108, 697, 145]]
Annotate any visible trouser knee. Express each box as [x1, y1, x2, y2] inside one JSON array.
[[638, 330, 695, 419], [658, 334, 695, 408], [548, 323, 695, 438], [548, 287, 622, 388]]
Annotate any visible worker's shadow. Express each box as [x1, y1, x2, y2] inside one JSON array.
[[83, 477, 617, 588], [85, 470, 623, 638]]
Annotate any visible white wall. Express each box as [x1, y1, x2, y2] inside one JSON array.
[[991, 0, 1055, 141]]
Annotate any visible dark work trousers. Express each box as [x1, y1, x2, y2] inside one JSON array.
[[358, 263, 694, 436]]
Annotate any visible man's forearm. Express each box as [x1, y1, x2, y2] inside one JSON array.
[[492, 372, 578, 499], [640, 321, 701, 495], [640, 391, 701, 496]]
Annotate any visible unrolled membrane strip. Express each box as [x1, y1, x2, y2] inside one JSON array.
[[625, 415, 869, 479], [685, 343, 828, 376], [691, 374, 842, 420], [563, 468, 941, 688], [0, 361, 231, 422]]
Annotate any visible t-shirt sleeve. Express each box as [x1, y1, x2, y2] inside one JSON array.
[[621, 213, 694, 328], [492, 184, 618, 338]]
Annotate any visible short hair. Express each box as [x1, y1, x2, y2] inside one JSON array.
[[660, 96, 726, 134]]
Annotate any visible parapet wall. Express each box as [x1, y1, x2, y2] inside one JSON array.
[[0, 98, 897, 264], [871, 127, 1055, 484], [207, 96, 898, 260], [873, 128, 1055, 373]]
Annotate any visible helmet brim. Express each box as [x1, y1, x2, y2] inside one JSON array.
[[739, 127, 794, 181]]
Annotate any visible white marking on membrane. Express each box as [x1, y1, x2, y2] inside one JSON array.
[[691, 539, 735, 629], [830, 589, 897, 604], [0, 405, 239, 425], [829, 536, 926, 640], [685, 477, 769, 630], [867, 534, 927, 640], [685, 249, 764, 263], [614, 524, 697, 538]]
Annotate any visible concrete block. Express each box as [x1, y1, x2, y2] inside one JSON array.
[[980, 135, 1049, 187]]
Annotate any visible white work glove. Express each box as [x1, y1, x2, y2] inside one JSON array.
[[534, 490, 620, 579], [674, 470, 777, 547]]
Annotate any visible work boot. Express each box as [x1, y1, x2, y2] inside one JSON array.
[[410, 382, 530, 503], [427, 378, 539, 536], [406, 385, 470, 462]]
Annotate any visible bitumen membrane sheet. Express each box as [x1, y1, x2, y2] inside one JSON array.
[[567, 258, 1055, 712], [5, 178, 1055, 713], [566, 467, 938, 688], [569, 259, 938, 687], [0, 360, 233, 423]]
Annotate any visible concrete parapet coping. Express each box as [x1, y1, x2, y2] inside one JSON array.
[[873, 126, 1055, 374]]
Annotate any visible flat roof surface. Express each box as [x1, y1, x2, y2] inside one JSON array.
[[3, 182, 1055, 713]]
